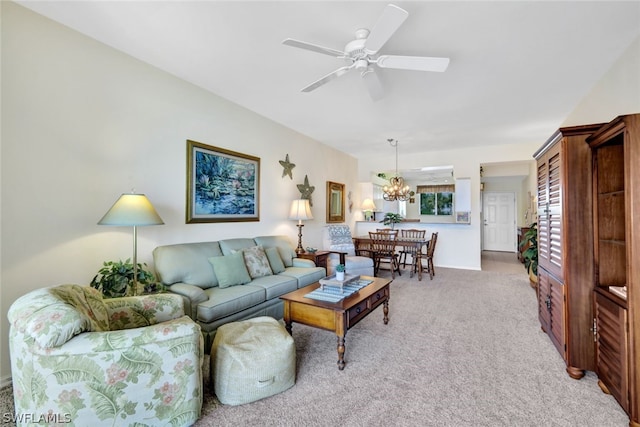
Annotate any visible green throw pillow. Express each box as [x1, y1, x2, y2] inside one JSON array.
[[265, 247, 286, 274], [209, 252, 252, 288]]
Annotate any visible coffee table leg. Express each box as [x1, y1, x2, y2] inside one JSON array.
[[285, 320, 292, 335], [383, 300, 389, 325], [337, 335, 346, 370]]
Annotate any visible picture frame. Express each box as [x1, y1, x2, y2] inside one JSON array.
[[186, 140, 260, 223], [456, 211, 471, 224], [326, 181, 345, 223]]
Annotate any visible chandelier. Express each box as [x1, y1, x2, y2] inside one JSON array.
[[382, 139, 411, 202]]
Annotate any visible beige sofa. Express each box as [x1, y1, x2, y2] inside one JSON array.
[[153, 235, 325, 347]]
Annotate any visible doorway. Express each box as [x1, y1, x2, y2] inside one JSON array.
[[482, 191, 516, 252]]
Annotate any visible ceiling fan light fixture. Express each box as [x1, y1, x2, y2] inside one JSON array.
[[282, 3, 450, 99], [382, 139, 411, 202]]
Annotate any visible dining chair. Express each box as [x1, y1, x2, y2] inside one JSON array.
[[425, 232, 438, 280], [399, 229, 426, 278], [368, 230, 401, 278]]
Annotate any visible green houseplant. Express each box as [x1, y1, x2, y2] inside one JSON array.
[[90, 259, 159, 298], [519, 222, 538, 284], [335, 263, 346, 281], [380, 212, 403, 229]]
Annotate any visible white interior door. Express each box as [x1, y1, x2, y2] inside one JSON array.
[[483, 192, 516, 252]]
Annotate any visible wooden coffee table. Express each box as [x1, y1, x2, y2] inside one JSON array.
[[280, 276, 391, 370]]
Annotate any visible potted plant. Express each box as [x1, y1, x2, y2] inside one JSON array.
[[380, 212, 403, 229], [335, 263, 346, 281], [519, 222, 538, 286], [90, 258, 158, 298]]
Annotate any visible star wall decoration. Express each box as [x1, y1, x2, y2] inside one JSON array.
[[279, 154, 295, 179], [297, 175, 315, 206]]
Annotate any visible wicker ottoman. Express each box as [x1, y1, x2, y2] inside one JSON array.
[[211, 316, 296, 405]]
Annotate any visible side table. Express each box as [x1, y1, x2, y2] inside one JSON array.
[[297, 251, 329, 270]]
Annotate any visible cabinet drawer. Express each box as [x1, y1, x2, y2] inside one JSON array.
[[369, 288, 388, 310], [347, 300, 370, 325]]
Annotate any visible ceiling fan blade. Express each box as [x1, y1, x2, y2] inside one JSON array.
[[376, 55, 450, 72], [361, 68, 384, 101], [282, 38, 346, 58], [301, 64, 355, 92], [364, 4, 409, 55]]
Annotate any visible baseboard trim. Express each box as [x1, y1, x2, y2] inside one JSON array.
[[438, 264, 482, 271]]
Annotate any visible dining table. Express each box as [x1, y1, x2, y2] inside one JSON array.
[[352, 234, 430, 281]]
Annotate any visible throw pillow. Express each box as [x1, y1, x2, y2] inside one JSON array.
[[208, 253, 252, 288], [241, 245, 273, 279], [265, 247, 286, 274]]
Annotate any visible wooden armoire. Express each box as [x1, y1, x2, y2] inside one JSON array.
[[533, 124, 602, 379], [587, 114, 640, 427]]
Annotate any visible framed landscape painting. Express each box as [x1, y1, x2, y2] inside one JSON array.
[[186, 140, 260, 223]]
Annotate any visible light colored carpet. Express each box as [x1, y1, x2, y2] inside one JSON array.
[[1, 267, 629, 426]]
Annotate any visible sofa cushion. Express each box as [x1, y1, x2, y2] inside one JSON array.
[[209, 253, 252, 288], [327, 253, 374, 275], [280, 266, 326, 288], [241, 245, 273, 279], [153, 242, 222, 288], [265, 247, 286, 274], [9, 287, 90, 348], [197, 285, 266, 323], [253, 236, 297, 267], [249, 274, 297, 299], [219, 238, 256, 255]]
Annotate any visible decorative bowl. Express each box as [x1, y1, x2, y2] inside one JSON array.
[[305, 247, 318, 253]]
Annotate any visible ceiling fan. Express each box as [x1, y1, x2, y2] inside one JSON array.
[[282, 4, 450, 101]]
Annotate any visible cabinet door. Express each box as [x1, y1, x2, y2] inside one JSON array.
[[539, 267, 566, 359], [538, 267, 551, 333], [595, 292, 629, 413], [537, 156, 550, 269], [546, 148, 563, 278], [537, 144, 563, 279]]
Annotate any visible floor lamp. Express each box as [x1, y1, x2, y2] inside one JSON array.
[[289, 199, 313, 255], [98, 193, 164, 295]]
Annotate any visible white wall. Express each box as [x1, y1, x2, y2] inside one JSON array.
[[0, 3, 359, 382], [563, 35, 640, 126]]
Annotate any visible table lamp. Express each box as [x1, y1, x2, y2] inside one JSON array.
[[361, 198, 377, 221], [289, 199, 313, 255], [98, 192, 164, 295]]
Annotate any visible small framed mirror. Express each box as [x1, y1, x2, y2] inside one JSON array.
[[326, 181, 345, 223]]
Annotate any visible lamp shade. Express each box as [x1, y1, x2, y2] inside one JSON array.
[[361, 198, 377, 211], [288, 199, 313, 221], [98, 193, 164, 226]]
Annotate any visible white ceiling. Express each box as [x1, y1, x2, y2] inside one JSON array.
[[17, 1, 640, 161]]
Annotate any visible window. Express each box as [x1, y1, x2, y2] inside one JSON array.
[[417, 184, 454, 216]]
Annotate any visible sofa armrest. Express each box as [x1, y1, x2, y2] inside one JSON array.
[[29, 315, 202, 356], [167, 283, 209, 320], [105, 293, 185, 330], [292, 258, 316, 268]]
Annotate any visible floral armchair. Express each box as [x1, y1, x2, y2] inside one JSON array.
[[7, 284, 203, 427]]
